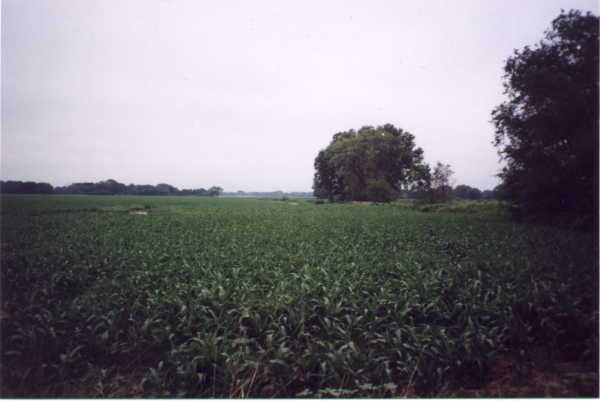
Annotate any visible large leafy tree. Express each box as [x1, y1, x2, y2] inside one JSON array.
[[313, 124, 428, 202], [492, 10, 599, 219]]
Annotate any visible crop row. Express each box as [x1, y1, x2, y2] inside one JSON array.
[[1, 195, 597, 396]]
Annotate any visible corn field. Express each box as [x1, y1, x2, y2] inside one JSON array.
[[1, 195, 597, 397]]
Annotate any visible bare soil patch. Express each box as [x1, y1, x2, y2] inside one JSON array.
[[449, 357, 598, 397], [128, 207, 151, 215]]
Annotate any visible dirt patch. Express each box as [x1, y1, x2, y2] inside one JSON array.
[[352, 201, 386, 206], [128, 207, 151, 215], [129, 210, 150, 215], [450, 357, 598, 397], [352, 201, 375, 206]]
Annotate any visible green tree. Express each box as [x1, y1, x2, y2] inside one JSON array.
[[102, 179, 127, 195], [492, 10, 599, 220], [0, 181, 54, 194], [208, 186, 223, 197], [156, 183, 178, 195], [455, 184, 483, 200], [482, 190, 494, 200], [492, 183, 510, 201], [313, 124, 428, 202], [419, 162, 455, 203], [313, 149, 343, 201]]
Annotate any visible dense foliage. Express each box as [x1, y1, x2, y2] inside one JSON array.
[[0, 180, 54, 194], [313, 124, 429, 202], [455, 185, 483, 200], [56, 179, 223, 197], [1, 196, 597, 397], [0, 179, 224, 197], [492, 10, 599, 222]]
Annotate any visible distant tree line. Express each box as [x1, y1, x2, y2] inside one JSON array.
[[454, 184, 495, 201], [0, 181, 54, 194], [1, 179, 223, 197], [222, 190, 313, 198], [3, 178, 499, 201], [401, 183, 496, 201]]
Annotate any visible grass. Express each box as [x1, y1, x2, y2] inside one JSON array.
[[388, 198, 509, 216], [1, 195, 597, 397]]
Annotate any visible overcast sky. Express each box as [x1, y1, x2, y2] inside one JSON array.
[[2, 0, 597, 192]]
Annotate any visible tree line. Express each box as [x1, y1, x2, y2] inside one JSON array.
[[312, 125, 496, 203], [404, 183, 496, 201], [313, 10, 598, 227], [0, 181, 54, 194], [0, 179, 223, 197]]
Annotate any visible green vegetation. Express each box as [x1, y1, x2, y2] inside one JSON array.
[[0, 179, 223, 197], [311, 125, 490, 205], [492, 10, 598, 223], [312, 124, 429, 202], [407, 200, 509, 216], [1, 195, 597, 397]]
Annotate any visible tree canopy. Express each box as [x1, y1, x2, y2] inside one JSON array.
[[417, 162, 455, 203], [0, 181, 54, 194], [492, 10, 599, 221], [313, 124, 429, 202]]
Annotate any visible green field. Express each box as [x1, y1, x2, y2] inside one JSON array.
[[1, 195, 598, 397]]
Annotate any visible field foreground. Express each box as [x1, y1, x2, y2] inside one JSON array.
[[1, 196, 598, 397]]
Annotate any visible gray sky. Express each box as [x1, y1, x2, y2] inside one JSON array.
[[2, 0, 597, 192]]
